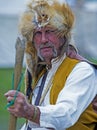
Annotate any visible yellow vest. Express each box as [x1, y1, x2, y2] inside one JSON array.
[[50, 57, 97, 130]]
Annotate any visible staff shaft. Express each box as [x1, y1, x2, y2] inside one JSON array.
[[8, 37, 25, 130]]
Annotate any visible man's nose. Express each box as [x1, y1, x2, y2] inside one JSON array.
[[41, 32, 48, 43]]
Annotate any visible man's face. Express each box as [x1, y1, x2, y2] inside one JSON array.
[[33, 27, 65, 62]]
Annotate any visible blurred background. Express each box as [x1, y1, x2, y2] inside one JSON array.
[[0, 0, 97, 129]]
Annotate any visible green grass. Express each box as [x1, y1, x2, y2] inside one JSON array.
[[85, 57, 97, 64], [0, 68, 25, 130]]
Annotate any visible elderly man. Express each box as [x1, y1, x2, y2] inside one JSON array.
[[5, 0, 97, 130]]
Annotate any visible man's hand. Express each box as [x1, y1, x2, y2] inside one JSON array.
[[4, 90, 40, 124]]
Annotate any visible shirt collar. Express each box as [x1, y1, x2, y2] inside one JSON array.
[[51, 53, 66, 70]]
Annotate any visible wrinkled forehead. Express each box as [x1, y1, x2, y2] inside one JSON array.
[[34, 26, 56, 32]]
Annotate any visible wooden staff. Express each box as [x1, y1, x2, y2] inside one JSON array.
[[8, 37, 25, 130]]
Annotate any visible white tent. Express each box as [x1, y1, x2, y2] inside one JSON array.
[[0, 0, 26, 15], [0, 0, 26, 67]]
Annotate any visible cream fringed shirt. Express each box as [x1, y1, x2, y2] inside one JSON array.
[[21, 54, 97, 130]]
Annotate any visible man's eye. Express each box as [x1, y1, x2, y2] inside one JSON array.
[[34, 31, 41, 37], [46, 30, 55, 33], [34, 31, 41, 36]]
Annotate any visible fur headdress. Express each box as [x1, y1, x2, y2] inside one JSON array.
[[18, 0, 75, 97], [19, 0, 74, 40]]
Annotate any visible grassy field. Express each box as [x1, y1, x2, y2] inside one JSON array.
[[0, 68, 25, 130]]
